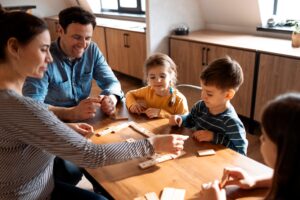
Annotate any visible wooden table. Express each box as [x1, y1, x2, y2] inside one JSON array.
[[85, 102, 272, 200]]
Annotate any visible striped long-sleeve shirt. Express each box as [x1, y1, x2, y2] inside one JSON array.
[[0, 90, 154, 200], [182, 100, 248, 155]]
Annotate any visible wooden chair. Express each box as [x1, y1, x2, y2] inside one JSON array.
[[176, 84, 202, 110]]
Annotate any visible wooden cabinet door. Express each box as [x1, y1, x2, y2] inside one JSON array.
[[170, 39, 205, 86], [45, 18, 59, 41], [105, 28, 129, 73], [254, 54, 300, 121], [92, 26, 107, 59], [127, 32, 146, 79], [206, 44, 255, 118]]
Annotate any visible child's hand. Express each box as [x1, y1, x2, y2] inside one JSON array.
[[221, 167, 256, 189], [169, 115, 182, 127], [200, 180, 226, 200], [193, 130, 213, 142], [144, 108, 160, 118], [129, 103, 146, 114]]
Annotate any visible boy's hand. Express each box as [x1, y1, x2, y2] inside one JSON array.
[[144, 108, 160, 118], [193, 130, 213, 142], [169, 115, 182, 127]]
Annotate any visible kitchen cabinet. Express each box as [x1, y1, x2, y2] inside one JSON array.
[[170, 38, 255, 118], [254, 54, 300, 121], [105, 28, 146, 79], [45, 18, 59, 41], [92, 26, 107, 59]]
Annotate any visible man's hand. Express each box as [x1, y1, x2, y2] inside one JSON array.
[[71, 97, 101, 120], [99, 95, 117, 115], [66, 123, 94, 137], [193, 130, 214, 142]]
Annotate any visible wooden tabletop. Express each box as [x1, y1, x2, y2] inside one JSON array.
[[85, 101, 272, 200]]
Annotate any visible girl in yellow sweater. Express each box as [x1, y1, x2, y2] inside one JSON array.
[[126, 53, 188, 118]]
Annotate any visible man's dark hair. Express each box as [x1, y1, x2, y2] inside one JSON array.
[[58, 6, 96, 32]]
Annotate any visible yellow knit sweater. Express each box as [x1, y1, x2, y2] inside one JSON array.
[[126, 86, 188, 118]]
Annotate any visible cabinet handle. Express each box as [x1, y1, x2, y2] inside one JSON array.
[[123, 33, 130, 48], [202, 47, 206, 66], [206, 48, 210, 66]]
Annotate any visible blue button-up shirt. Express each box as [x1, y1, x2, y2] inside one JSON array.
[[23, 39, 124, 107]]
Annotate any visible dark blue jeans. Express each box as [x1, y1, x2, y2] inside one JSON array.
[[51, 180, 108, 200], [53, 157, 113, 199]]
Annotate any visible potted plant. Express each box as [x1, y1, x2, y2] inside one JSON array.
[[291, 21, 300, 47]]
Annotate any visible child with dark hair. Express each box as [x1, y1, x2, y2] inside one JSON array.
[[170, 56, 248, 155]]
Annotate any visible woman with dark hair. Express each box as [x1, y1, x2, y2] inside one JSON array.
[[0, 6, 188, 200], [200, 92, 300, 200]]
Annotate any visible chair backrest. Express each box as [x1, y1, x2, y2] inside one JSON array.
[[176, 84, 202, 111]]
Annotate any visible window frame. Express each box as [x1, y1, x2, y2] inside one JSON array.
[[100, 0, 145, 15]]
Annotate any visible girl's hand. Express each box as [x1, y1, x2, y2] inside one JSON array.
[[66, 123, 94, 137], [148, 134, 189, 155], [222, 167, 256, 189], [200, 180, 226, 200], [193, 130, 213, 142], [169, 115, 182, 127], [129, 103, 146, 114], [144, 108, 160, 118]]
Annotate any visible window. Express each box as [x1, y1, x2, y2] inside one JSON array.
[[100, 0, 145, 14], [273, 0, 300, 21]]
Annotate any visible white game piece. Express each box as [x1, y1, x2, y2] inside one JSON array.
[[197, 149, 216, 156], [128, 122, 155, 137], [144, 192, 159, 200], [219, 170, 229, 188], [138, 159, 158, 169], [126, 138, 136, 143], [160, 187, 186, 200]]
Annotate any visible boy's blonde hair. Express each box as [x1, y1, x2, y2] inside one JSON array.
[[143, 53, 177, 86], [200, 56, 243, 91]]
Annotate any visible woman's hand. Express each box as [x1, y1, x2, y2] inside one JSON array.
[[148, 134, 189, 155], [222, 167, 256, 189], [200, 180, 226, 200], [66, 123, 94, 137]]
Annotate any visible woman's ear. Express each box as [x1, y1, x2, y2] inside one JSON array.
[[225, 89, 236, 100], [6, 38, 20, 59]]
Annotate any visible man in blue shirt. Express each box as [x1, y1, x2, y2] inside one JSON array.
[[23, 6, 124, 194], [23, 7, 123, 122]]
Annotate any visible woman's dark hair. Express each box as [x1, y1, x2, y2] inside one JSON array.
[[58, 6, 96, 32], [262, 93, 300, 200], [0, 5, 48, 60]]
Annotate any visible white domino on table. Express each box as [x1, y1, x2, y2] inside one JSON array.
[[144, 192, 159, 200], [128, 121, 155, 138], [197, 149, 216, 156], [160, 187, 186, 200], [139, 151, 186, 169]]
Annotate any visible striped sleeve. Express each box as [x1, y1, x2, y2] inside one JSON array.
[[213, 118, 248, 155], [3, 95, 154, 168]]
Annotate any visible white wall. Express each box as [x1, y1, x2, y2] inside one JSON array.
[[199, 0, 261, 34], [147, 0, 204, 55], [1, 0, 67, 17]]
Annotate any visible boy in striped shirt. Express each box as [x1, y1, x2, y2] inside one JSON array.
[[169, 56, 248, 155]]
